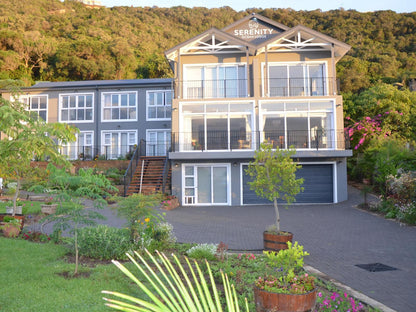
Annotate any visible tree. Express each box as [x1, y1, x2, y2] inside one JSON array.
[[0, 85, 77, 216], [245, 143, 304, 233]]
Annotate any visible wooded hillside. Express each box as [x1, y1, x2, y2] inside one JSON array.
[[0, 0, 415, 93]]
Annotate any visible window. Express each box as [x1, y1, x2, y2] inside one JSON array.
[[146, 130, 171, 156], [181, 101, 254, 151], [147, 90, 172, 120], [260, 100, 334, 149], [102, 131, 137, 159], [184, 64, 247, 99], [182, 164, 230, 205], [265, 62, 326, 97], [102, 92, 137, 121], [18, 95, 48, 121], [60, 94, 93, 122], [61, 132, 94, 160]]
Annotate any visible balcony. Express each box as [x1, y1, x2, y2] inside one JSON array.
[[174, 77, 339, 99], [171, 129, 349, 152]]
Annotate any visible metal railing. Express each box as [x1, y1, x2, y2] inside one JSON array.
[[174, 77, 339, 99], [123, 139, 146, 196], [171, 129, 350, 152], [61, 145, 138, 161]]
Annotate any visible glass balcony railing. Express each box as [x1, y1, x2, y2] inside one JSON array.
[[171, 129, 349, 152], [174, 77, 339, 99]]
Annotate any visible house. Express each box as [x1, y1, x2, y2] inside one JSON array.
[[165, 13, 352, 206], [1, 79, 172, 161]]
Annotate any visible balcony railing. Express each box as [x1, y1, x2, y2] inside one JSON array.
[[171, 129, 349, 152], [174, 77, 339, 99]]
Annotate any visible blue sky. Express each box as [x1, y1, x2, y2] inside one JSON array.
[[100, 0, 415, 13]]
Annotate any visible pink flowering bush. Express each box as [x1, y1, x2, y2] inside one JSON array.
[[315, 291, 364, 312]]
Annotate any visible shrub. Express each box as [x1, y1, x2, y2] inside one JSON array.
[[264, 241, 309, 272], [76, 225, 133, 260], [186, 243, 218, 261], [316, 291, 364, 311]]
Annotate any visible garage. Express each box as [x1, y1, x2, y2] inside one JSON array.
[[242, 163, 334, 204]]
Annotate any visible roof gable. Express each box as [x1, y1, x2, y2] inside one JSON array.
[[222, 13, 289, 45]]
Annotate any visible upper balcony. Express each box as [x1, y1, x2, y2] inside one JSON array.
[[174, 77, 339, 100]]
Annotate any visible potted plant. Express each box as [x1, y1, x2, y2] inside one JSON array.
[[254, 241, 316, 312], [0, 216, 22, 238], [5, 199, 23, 215], [245, 143, 304, 251], [41, 197, 58, 215]]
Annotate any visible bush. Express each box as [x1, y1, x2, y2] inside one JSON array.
[[186, 243, 218, 261], [264, 241, 309, 272], [76, 225, 133, 260]]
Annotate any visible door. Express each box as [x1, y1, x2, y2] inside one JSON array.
[[183, 164, 229, 205], [242, 164, 334, 204], [147, 130, 170, 156]]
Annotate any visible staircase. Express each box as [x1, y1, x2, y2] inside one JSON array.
[[126, 156, 171, 196]]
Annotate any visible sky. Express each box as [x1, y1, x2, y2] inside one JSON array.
[[99, 0, 415, 13]]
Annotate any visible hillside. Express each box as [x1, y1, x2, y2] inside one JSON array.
[[0, 0, 415, 92]]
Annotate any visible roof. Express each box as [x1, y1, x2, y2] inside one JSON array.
[[28, 78, 173, 90]]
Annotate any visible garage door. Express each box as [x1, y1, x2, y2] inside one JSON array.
[[242, 164, 333, 204]]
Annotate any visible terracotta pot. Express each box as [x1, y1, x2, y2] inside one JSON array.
[[254, 287, 316, 312], [0, 214, 25, 229], [263, 231, 293, 251]]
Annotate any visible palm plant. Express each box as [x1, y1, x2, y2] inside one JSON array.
[[102, 249, 248, 312]]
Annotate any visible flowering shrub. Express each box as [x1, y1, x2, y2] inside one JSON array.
[[237, 253, 256, 261], [345, 110, 403, 151], [255, 272, 315, 294], [21, 230, 51, 243], [386, 170, 416, 224], [315, 291, 364, 312], [186, 243, 218, 260]]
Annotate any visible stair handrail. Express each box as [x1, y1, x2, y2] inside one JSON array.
[[123, 139, 145, 196], [161, 155, 171, 194], [139, 159, 145, 194]]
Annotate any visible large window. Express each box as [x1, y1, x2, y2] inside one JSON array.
[[61, 132, 94, 160], [260, 100, 334, 149], [265, 62, 326, 97], [102, 92, 137, 121], [184, 64, 247, 99], [180, 101, 254, 151], [146, 130, 171, 156], [146, 90, 172, 120], [102, 130, 137, 159], [183, 164, 230, 205], [60, 94, 93, 122], [18, 95, 48, 121]]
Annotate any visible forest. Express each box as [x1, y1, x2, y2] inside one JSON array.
[[0, 0, 415, 94]]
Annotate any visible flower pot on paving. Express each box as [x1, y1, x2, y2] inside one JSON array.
[[41, 204, 58, 215], [263, 231, 293, 252]]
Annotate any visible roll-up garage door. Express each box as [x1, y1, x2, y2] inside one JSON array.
[[242, 164, 333, 204]]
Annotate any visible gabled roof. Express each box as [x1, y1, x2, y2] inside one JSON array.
[[165, 27, 256, 62], [165, 13, 350, 63], [257, 24, 351, 61]]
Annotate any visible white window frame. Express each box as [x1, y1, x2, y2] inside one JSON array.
[[146, 90, 172, 121], [183, 63, 247, 99], [101, 130, 137, 159], [182, 163, 231, 206], [262, 61, 328, 97], [146, 129, 171, 156], [15, 94, 48, 121], [59, 93, 94, 123], [101, 91, 138, 122], [179, 100, 256, 152], [61, 131, 94, 160], [259, 99, 336, 150]]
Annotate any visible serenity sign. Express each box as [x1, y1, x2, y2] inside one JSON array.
[[233, 20, 274, 40]]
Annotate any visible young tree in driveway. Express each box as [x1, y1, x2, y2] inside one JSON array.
[[245, 143, 304, 233]]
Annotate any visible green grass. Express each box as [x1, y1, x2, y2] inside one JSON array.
[[0, 238, 142, 312], [0, 200, 42, 215]]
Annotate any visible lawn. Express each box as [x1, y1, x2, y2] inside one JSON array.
[[0, 238, 141, 312]]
